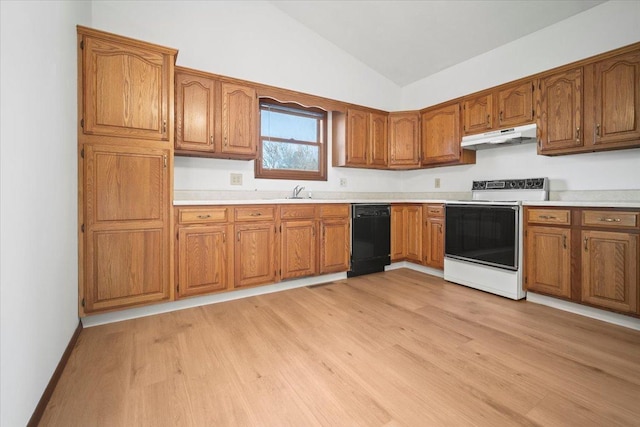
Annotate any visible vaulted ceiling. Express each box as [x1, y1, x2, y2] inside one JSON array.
[[270, 0, 606, 86]]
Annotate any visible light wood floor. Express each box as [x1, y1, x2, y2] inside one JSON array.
[[41, 269, 640, 426]]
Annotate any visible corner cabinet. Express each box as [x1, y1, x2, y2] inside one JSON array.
[[421, 102, 475, 167], [333, 108, 388, 168], [78, 27, 177, 315], [175, 67, 258, 159], [388, 112, 421, 169], [524, 206, 640, 317]]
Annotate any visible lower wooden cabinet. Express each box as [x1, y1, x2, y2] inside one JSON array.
[[234, 222, 278, 288], [281, 220, 317, 279], [525, 226, 571, 298], [391, 204, 422, 263], [320, 218, 350, 273], [581, 230, 638, 313], [424, 204, 445, 270], [524, 206, 640, 317], [178, 225, 231, 297]]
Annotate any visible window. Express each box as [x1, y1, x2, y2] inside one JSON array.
[[255, 99, 327, 180]]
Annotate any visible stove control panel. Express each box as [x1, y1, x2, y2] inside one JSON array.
[[472, 178, 547, 191]]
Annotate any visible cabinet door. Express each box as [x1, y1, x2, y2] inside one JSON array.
[[221, 83, 257, 156], [234, 223, 277, 288], [369, 112, 388, 167], [83, 144, 170, 312], [320, 219, 350, 274], [346, 109, 369, 166], [281, 220, 317, 279], [421, 103, 462, 165], [178, 225, 230, 297], [497, 81, 534, 128], [525, 226, 571, 298], [405, 205, 422, 262], [391, 206, 406, 261], [175, 71, 216, 152], [582, 230, 638, 313], [389, 113, 420, 168], [425, 217, 445, 269], [82, 35, 171, 141], [592, 50, 640, 146], [539, 68, 583, 153], [463, 94, 493, 135]]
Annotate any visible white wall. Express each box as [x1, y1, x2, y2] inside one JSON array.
[[0, 1, 90, 425], [400, 1, 640, 193]]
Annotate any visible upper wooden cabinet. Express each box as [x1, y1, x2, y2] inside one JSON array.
[[78, 27, 176, 142], [463, 81, 535, 135], [333, 108, 388, 168], [421, 102, 475, 167], [538, 68, 583, 153], [388, 112, 421, 169], [175, 68, 258, 159], [539, 46, 640, 155]]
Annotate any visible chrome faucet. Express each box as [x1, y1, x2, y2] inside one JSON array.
[[292, 185, 305, 198]]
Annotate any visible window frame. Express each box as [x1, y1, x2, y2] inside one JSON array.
[[255, 98, 328, 181]]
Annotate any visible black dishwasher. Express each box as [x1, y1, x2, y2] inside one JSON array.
[[348, 204, 391, 277]]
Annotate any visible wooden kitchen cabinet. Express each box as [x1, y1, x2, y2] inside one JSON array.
[[539, 46, 640, 155], [319, 204, 351, 274], [421, 102, 475, 167], [79, 27, 175, 142], [175, 206, 232, 298], [388, 112, 421, 169], [423, 204, 445, 269], [524, 206, 640, 317], [78, 27, 177, 315], [234, 222, 278, 288], [582, 230, 638, 313], [82, 144, 171, 312], [333, 108, 388, 168], [463, 80, 535, 135], [175, 67, 258, 159], [280, 205, 317, 279], [525, 226, 572, 298], [391, 204, 422, 263]]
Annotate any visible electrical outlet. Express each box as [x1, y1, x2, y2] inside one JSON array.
[[434, 178, 441, 188], [340, 178, 347, 187], [230, 173, 242, 186]]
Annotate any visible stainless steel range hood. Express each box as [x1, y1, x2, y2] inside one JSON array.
[[461, 123, 537, 150]]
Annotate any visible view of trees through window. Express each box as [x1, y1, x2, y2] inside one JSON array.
[[257, 100, 327, 180]]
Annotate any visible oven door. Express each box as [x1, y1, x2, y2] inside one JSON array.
[[445, 204, 519, 270]]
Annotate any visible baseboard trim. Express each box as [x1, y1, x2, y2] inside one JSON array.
[[27, 320, 83, 427]]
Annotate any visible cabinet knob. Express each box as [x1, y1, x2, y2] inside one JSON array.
[[576, 127, 580, 142], [596, 124, 601, 137], [584, 237, 588, 251]]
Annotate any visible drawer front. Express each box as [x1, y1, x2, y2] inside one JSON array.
[[582, 210, 639, 229], [425, 204, 444, 217], [527, 208, 571, 225], [235, 205, 276, 222], [178, 207, 229, 224], [280, 205, 317, 220], [319, 204, 350, 218]]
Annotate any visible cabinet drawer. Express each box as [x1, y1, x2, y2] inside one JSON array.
[[234, 205, 276, 222], [178, 207, 229, 224], [280, 205, 317, 220], [527, 209, 571, 225], [425, 204, 444, 217], [319, 204, 350, 218], [582, 210, 638, 229]]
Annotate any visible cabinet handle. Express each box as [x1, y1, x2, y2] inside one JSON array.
[[598, 217, 621, 223], [584, 237, 588, 251], [596, 124, 600, 136], [223, 232, 226, 243], [538, 215, 556, 220], [312, 225, 315, 237], [563, 235, 567, 249], [499, 111, 503, 122], [210, 135, 214, 144], [163, 155, 167, 168], [162, 120, 167, 133], [224, 137, 228, 146], [237, 231, 240, 242], [576, 127, 580, 142], [439, 224, 442, 234], [249, 212, 262, 216], [197, 214, 211, 219], [486, 114, 491, 126]]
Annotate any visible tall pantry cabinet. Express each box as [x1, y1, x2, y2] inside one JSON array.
[[77, 27, 177, 315]]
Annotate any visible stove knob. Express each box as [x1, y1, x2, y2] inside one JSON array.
[[509, 181, 517, 188], [518, 180, 525, 188]]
